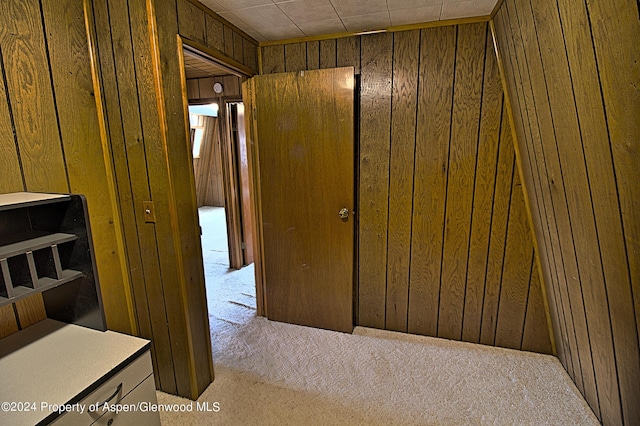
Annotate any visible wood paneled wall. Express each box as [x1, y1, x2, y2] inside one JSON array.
[[0, 0, 256, 401], [260, 23, 553, 354], [186, 75, 243, 100], [192, 115, 224, 207], [493, 0, 640, 424], [177, 0, 258, 73], [90, 0, 225, 399], [0, 0, 134, 338]]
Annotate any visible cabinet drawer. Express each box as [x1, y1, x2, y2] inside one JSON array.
[[93, 376, 160, 426], [52, 351, 154, 425]]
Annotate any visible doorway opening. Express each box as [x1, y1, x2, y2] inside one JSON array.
[[180, 43, 258, 337]]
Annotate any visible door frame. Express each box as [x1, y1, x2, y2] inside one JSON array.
[[241, 78, 266, 316], [224, 100, 255, 266], [177, 37, 264, 316]]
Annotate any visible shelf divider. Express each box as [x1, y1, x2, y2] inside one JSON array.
[[0, 233, 78, 259], [0, 258, 14, 298]]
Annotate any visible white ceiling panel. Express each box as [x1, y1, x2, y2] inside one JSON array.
[[390, 5, 441, 26], [440, 0, 494, 20], [216, 10, 247, 27], [231, 4, 295, 29], [386, 0, 443, 11], [257, 24, 306, 39], [342, 11, 391, 32], [276, 0, 340, 23], [198, 0, 499, 42], [198, 0, 225, 13], [215, 0, 273, 10], [329, 0, 389, 17], [296, 19, 347, 35]]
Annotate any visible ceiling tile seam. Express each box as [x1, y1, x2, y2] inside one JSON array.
[[220, 9, 270, 41], [272, 1, 306, 36], [327, 0, 348, 33]]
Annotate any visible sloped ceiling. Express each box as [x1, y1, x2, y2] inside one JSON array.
[[198, 0, 498, 42]]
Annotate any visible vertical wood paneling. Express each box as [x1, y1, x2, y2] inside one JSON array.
[[197, 77, 216, 98], [0, 51, 23, 337], [493, 7, 568, 361], [0, 306, 19, 338], [495, 5, 579, 389], [205, 14, 224, 53], [260, 24, 552, 355], [479, 113, 514, 346], [222, 75, 240, 97], [243, 40, 257, 71], [530, 0, 621, 416], [585, 1, 640, 423], [461, 31, 503, 343], [385, 30, 419, 332], [319, 39, 336, 69], [0, 0, 225, 400], [186, 79, 199, 99], [284, 42, 306, 72], [587, 5, 640, 358], [503, 0, 583, 388], [175, 0, 258, 73], [305, 41, 319, 70], [337, 36, 360, 74], [177, 0, 205, 45], [232, 33, 244, 63], [438, 23, 485, 341], [0, 55, 23, 192], [223, 26, 234, 58], [497, 0, 583, 402], [358, 32, 393, 328], [91, 0, 158, 387], [522, 259, 552, 354], [1, 0, 68, 328], [157, 0, 216, 397], [494, 171, 533, 349], [98, 0, 177, 394], [131, 0, 195, 397], [193, 116, 224, 207], [494, 0, 640, 422], [0, 0, 68, 193], [0, 0, 139, 340], [261, 45, 285, 74], [42, 0, 134, 334], [13, 297, 46, 328], [409, 26, 456, 336]]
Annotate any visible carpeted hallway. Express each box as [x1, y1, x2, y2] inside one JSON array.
[[156, 207, 598, 425]]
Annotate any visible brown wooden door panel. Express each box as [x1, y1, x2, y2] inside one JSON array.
[[253, 67, 355, 333], [235, 104, 254, 265]]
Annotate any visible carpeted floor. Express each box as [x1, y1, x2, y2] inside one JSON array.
[[156, 207, 598, 425]]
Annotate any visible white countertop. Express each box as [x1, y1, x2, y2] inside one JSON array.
[[0, 319, 150, 425], [0, 192, 70, 210]]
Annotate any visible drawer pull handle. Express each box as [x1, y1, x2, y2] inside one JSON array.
[[97, 383, 122, 406]]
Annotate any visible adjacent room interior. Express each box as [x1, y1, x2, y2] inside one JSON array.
[[0, 0, 637, 424]]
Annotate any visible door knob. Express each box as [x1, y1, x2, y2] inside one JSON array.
[[338, 208, 349, 220]]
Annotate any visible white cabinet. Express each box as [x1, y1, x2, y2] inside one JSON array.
[[90, 376, 158, 426], [0, 319, 161, 425]]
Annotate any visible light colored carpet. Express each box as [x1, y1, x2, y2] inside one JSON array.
[[156, 207, 598, 425]]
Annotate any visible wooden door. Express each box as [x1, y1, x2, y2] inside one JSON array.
[[251, 67, 355, 333], [233, 103, 254, 265]]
